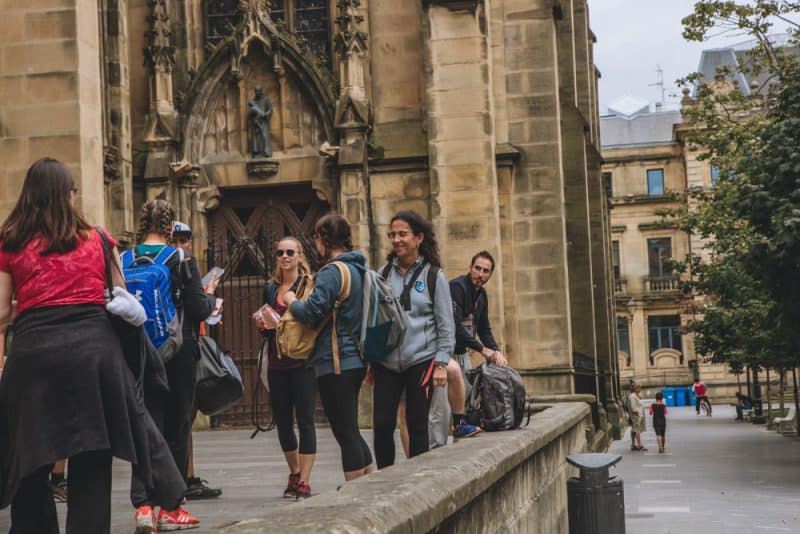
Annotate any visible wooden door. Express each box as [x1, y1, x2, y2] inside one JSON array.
[[207, 185, 329, 427]]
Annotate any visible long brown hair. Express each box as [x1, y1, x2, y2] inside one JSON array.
[[270, 236, 311, 285], [135, 199, 175, 245], [0, 157, 91, 254]]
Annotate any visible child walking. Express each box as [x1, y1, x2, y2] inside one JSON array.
[[650, 392, 668, 453]]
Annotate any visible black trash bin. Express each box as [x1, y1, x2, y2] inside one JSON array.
[[566, 453, 625, 534]]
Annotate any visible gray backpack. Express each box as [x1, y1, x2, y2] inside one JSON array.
[[466, 363, 529, 431], [357, 264, 407, 362]]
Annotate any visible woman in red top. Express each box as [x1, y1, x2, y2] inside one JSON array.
[[0, 158, 172, 533], [255, 237, 317, 499]]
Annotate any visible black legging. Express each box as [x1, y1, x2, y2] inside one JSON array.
[[11, 450, 112, 534], [373, 359, 434, 469], [268, 366, 317, 454], [317, 368, 373, 472]]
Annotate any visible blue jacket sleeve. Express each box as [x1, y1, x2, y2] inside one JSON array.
[[290, 265, 340, 328], [433, 270, 456, 365]]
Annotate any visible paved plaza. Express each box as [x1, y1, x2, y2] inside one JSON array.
[[1, 405, 798, 532], [612, 404, 800, 533], [0, 428, 399, 533]]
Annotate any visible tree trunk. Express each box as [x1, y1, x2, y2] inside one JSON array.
[[793, 367, 800, 438], [737, 371, 742, 394], [779, 369, 785, 417], [766, 368, 772, 425], [747, 367, 752, 398]]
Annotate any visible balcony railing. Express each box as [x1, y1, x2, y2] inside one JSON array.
[[614, 278, 627, 294], [645, 275, 681, 293]]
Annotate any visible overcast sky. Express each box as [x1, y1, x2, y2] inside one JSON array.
[[591, 1, 756, 113]]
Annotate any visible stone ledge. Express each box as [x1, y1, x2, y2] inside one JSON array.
[[222, 403, 590, 533]]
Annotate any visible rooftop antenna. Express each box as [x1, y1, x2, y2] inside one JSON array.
[[648, 64, 666, 109]]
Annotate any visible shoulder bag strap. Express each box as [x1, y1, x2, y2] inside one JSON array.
[[96, 227, 114, 297], [329, 261, 351, 375]]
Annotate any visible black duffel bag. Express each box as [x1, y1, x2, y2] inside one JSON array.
[[195, 336, 244, 416]]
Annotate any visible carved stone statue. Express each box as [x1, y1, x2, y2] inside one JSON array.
[[248, 86, 273, 158]]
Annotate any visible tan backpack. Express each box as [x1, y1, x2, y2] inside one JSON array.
[[276, 261, 351, 374]]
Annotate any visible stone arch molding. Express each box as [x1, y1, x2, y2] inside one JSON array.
[[180, 0, 337, 176], [651, 348, 681, 369]]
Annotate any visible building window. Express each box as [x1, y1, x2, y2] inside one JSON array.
[[647, 168, 665, 196], [603, 171, 613, 197], [269, 0, 331, 61], [612, 240, 621, 279], [647, 315, 682, 364], [616, 317, 631, 366], [710, 165, 720, 188], [647, 237, 672, 276], [205, 0, 241, 45]]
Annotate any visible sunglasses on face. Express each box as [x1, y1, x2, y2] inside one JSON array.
[[275, 249, 297, 258]]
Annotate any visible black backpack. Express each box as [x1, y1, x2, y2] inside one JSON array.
[[465, 363, 529, 431], [195, 336, 244, 416]]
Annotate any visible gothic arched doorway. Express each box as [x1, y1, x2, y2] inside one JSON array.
[[207, 185, 329, 426]]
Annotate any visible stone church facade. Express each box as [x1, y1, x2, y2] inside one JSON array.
[[0, 0, 618, 427]]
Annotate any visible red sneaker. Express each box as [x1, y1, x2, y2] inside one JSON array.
[[134, 505, 157, 534], [295, 481, 312, 500], [284, 472, 300, 498], [157, 506, 200, 531]]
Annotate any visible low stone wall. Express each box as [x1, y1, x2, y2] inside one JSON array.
[[223, 403, 591, 534]]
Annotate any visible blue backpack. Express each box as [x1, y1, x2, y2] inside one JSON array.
[[121, 246, 184, 363]]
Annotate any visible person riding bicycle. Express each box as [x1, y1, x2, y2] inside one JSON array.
[[693, 379, 712, 416]]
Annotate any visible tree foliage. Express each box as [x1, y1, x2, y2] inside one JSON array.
[[675, 1, 800, 373]]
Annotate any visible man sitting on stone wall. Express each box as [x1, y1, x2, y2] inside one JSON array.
[[428, 251, 508, 447]]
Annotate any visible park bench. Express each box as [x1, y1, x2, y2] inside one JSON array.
[[774, 406, 796, 434], [742, 408, 754, 421]]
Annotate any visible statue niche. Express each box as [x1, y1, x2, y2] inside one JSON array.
[[248, 85, 273, 158]]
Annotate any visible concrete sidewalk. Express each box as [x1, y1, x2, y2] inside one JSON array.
[[611, 405, 800, 533], [0, 427, 398, 533]]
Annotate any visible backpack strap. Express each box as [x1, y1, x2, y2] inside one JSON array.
[[330, 262, 352, 375], [153, 245, 181, 266], [399, 261, 428, 311], [380, 263, 392, 280], [427, 265, 439, 307], [121, 248, 136, 270]]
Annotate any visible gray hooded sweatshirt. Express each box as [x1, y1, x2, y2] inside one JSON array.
[[379, 256, 455, 373]]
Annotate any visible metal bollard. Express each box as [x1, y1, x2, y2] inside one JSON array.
[[566, 453, 625, 534]]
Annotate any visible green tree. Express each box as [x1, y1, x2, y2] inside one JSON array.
[[676, 1, 800, 426]]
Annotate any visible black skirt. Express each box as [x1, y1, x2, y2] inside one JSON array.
[[0, 305, 160, 507]]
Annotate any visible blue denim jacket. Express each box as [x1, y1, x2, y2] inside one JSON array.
[[289, 251, 365, 377]]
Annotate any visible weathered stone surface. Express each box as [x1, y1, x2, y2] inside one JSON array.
[[222, 403, 590, 533]]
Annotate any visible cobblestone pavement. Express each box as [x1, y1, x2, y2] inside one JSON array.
[[611, 404, 800, 533], [0, 427, 392, 533]]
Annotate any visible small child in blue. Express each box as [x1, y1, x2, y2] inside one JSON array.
[[649, 391, 668, 453]]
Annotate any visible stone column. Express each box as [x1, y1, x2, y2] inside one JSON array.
[[502, 0, 573, 393], [421, 0, 505, 340], [0, 1, 105, 223], [334, 0, 375, 265], [557, 0, 598, 393], [100, 0, 135, 244]]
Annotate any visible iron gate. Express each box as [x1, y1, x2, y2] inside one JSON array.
[[206, 185, 329, 427]]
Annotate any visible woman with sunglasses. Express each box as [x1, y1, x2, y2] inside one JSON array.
[[283, 214, 374, 483], [257, 237, 317, 499]]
